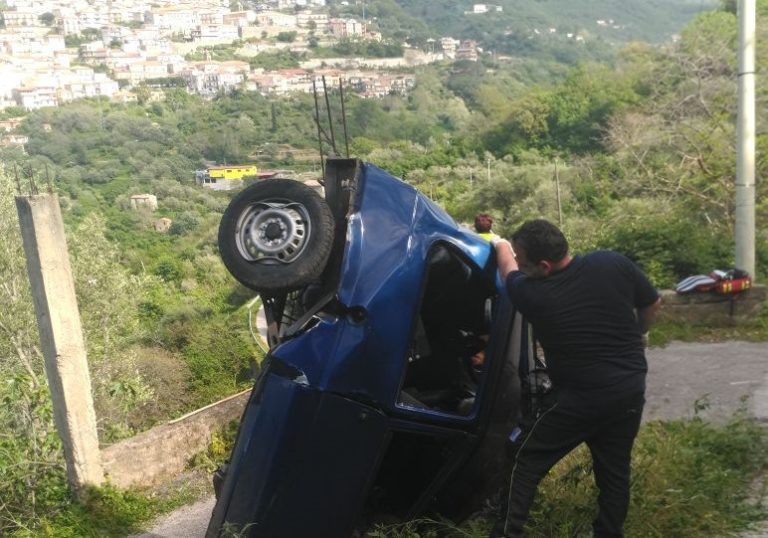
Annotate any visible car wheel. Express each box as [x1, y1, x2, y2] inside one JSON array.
[[218, 178, 335, 293]]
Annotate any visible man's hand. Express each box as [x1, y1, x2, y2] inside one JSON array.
[[638, 297, 662, 334], [641, 332, 650, 348], [492, 237, 518, 282]]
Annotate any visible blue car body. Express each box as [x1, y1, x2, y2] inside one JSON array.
[[207, 159, 530, 537]]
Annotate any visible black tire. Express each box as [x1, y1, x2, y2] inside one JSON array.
[[218, 178, 335, 293]]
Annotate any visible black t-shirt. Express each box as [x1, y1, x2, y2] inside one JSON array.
[[506, 251, 659, 397]]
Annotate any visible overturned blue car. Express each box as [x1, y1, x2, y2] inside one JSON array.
[[207, 158, 541, 537]]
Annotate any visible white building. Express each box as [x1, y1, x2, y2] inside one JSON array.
[[192, 24, 240, 44], [255, 11, 297, 27], [471, 4, 502, 13], [13, 85, 57, 109], [296, 11, 328, 29], [2, 10, 41, 27], [130, 194, 158, 211], [145, 7, 200, 33], [223, 10, 256, 27], [440, 37, 458, 59], [180, 61, 248, 97]]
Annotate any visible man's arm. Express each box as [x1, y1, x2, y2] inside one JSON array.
[[491, 238, 518, 282], [637, 297, 662, 333]]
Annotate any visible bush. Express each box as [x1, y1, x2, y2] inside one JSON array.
[[181, 319, 259, 407], [276, 31, 297, 43], [595, 200, 733, 288], [169, 211, 199, 236], [153, 257, 185, 283], [0, 375, 68, 535]]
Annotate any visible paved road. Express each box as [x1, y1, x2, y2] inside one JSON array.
[[644, 341, 768, 423], [135, 341, 768, 538]]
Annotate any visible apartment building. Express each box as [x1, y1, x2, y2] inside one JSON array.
[[145, 7, 201, 33], [223, 10, 256, 27], [328, 18, 365, 38], [296, 11, 328, 29], [255, 11, 297, 27], [191, 23, 240, 44], [180, 60, 248, 97], [2, 10, 41, 28], [455, 39, 479, 61], [12, 84, 57, 109]]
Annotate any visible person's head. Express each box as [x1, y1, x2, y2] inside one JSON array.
[[474, 213, 493, 233], [511, 219, 569, 278]]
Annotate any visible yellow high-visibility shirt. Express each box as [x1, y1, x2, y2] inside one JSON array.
[[478, 232, 497, 242]]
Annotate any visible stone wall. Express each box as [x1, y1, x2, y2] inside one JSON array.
[[101, 389, 250, 488], [658, 284, 767, 326]]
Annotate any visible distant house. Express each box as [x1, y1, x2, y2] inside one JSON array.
[[0, 117, 24, 132], [296, 11, 328, 30], [196, 164, 277, 191], [129, 194, 158, 211], [196, 164, 256, 191], [455, 40, 479, 61], [328, 18, 365, 38], [440, 37, 458, 59], [255, 11, 297, 27], [469, 4, 502, 14], [0, 133, 28, 147]]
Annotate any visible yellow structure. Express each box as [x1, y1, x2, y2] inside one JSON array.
[[208, 164, 258, 181]]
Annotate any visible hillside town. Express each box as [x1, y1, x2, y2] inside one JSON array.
[[0, 0, 490, 110]]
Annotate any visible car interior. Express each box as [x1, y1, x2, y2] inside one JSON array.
[[397, 243, 496, 416]]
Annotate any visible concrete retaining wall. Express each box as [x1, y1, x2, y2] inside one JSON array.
[[101, 389, 251, 488], [658, 284, 767, 326]]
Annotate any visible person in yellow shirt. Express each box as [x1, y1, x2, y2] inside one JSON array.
[[474, 213, 497, 242]]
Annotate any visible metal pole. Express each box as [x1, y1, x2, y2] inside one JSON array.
[[312, 80, 325, 176], [339, 78, 350, 158], [736, 0, 756, 278], [554, 159, 563, 227], [322, 76, 337, 155]]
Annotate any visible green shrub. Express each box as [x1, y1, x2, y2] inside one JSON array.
[[153, 257, 185, 283], [181, 319, 258, 406], [595, 201, 733, 288], [0, 375, 68, 535]]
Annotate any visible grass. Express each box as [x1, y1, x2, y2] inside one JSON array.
[[651, 318, 768, 346], [368, 413, 768, 538], [7, 481, 203, 538], [6, 453, 215, 538]]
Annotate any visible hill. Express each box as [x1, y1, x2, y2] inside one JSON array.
[[392, 0, 718, 44]]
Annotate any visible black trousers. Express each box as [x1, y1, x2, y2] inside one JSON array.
[[494, 389, 645, 538]]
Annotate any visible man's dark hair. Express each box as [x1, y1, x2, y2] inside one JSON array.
[[474, 213, 493, 233], [511, 219, 569, 264]]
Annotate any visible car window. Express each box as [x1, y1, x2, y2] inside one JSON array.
[[397, 243, 494, 416]]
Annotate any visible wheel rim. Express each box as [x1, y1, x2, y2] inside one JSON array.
[[234, 200, 311, 264]]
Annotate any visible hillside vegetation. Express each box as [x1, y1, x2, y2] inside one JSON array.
[[332, 0, 717, 49], [1, 0, 768, 534]]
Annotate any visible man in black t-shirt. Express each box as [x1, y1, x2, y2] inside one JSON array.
[[489, 219, 661, 538]]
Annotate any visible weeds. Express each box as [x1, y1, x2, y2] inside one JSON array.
[[189, 419, 239, 472], [370, 415, 768, 538]]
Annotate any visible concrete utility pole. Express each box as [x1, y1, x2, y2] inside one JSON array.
[[15, 194, 104, 493], [736, 0, 756, 278]]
